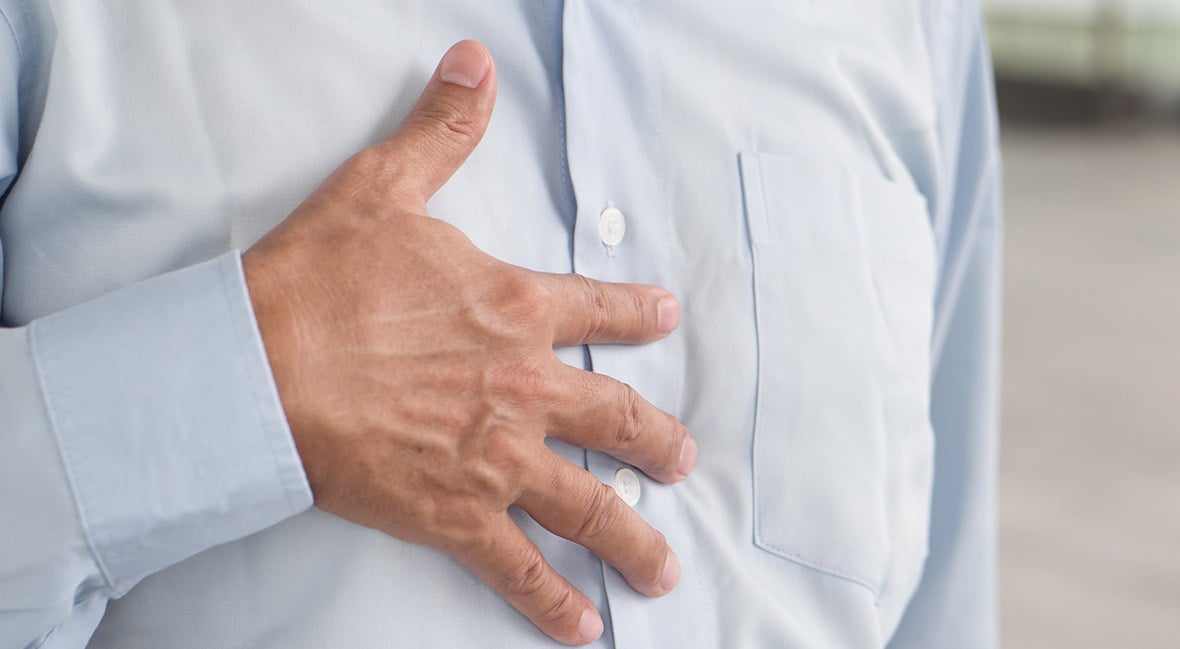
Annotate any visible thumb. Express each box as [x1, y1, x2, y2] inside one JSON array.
[[376, 40, 497, 202]]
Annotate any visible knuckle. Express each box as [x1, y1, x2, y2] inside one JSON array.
[[489, 357, 552, 404], [344, 146, 391, 181], [478, 273, 554, 337], [612, 383, 645, 448], [505, 274, 555, 328], [480, 423, 533, 476], [534, 587, 577, 626], [497, 546, 550, 597], [573, 482, 624, 543], [573, 274, 612, 341], [434, 505, 494, 553], [625, 289, 649, 331], [632, 291, 660, 337], [412, 100, 480, 147]]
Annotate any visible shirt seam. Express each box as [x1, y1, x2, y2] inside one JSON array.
[[0, 3, 22, 61], [14, 0, 38, 144], [29, 627, 54, 649], [550, 10, 578, 243]]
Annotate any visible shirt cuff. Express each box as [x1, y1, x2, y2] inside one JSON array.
[[30, 251, 313, 596]]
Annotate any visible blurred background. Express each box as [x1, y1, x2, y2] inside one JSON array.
[[981, 0, 1180, 647]]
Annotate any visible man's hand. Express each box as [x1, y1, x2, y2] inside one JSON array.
[[243, 40, 697, 646]]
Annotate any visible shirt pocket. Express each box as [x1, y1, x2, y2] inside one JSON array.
[[740, 151, 936, 601]]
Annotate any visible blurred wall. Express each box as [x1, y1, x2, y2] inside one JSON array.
[[982, 2, 1180, 648], [984, 0, 1180, 110]]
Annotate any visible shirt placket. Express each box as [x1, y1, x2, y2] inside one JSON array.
[[561, 1, 684, 646]]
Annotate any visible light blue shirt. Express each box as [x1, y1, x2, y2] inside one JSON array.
[[0, 1, 1001, 647]]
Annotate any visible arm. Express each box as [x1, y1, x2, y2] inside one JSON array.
[[2, 32, 692, 648], [0, 8, 311, 646], [0, 259, 314, 649], [889, 3, 1002, 647]]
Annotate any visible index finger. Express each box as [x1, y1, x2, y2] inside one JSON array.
[[536, 272, 680, 346]]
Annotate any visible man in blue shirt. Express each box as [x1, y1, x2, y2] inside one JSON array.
[[0, 2, 1000, 647]]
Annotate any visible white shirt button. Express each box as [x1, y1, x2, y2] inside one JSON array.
[[598, 207, 626, 247], [613, 467, 641, 507]]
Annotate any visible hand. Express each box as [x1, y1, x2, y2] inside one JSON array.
[[243, 40, 697, 646]]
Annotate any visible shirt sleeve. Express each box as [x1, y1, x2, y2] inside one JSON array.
[[0, 8, 313, 649], [889, 3, 1002, 648]]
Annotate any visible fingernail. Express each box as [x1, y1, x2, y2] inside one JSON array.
[[659, 550, 682, 593], [439, 41, 490, 88], [657, 296, 680, 333], [678, 437, 698, 476], [577, 609, 604, 643]]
